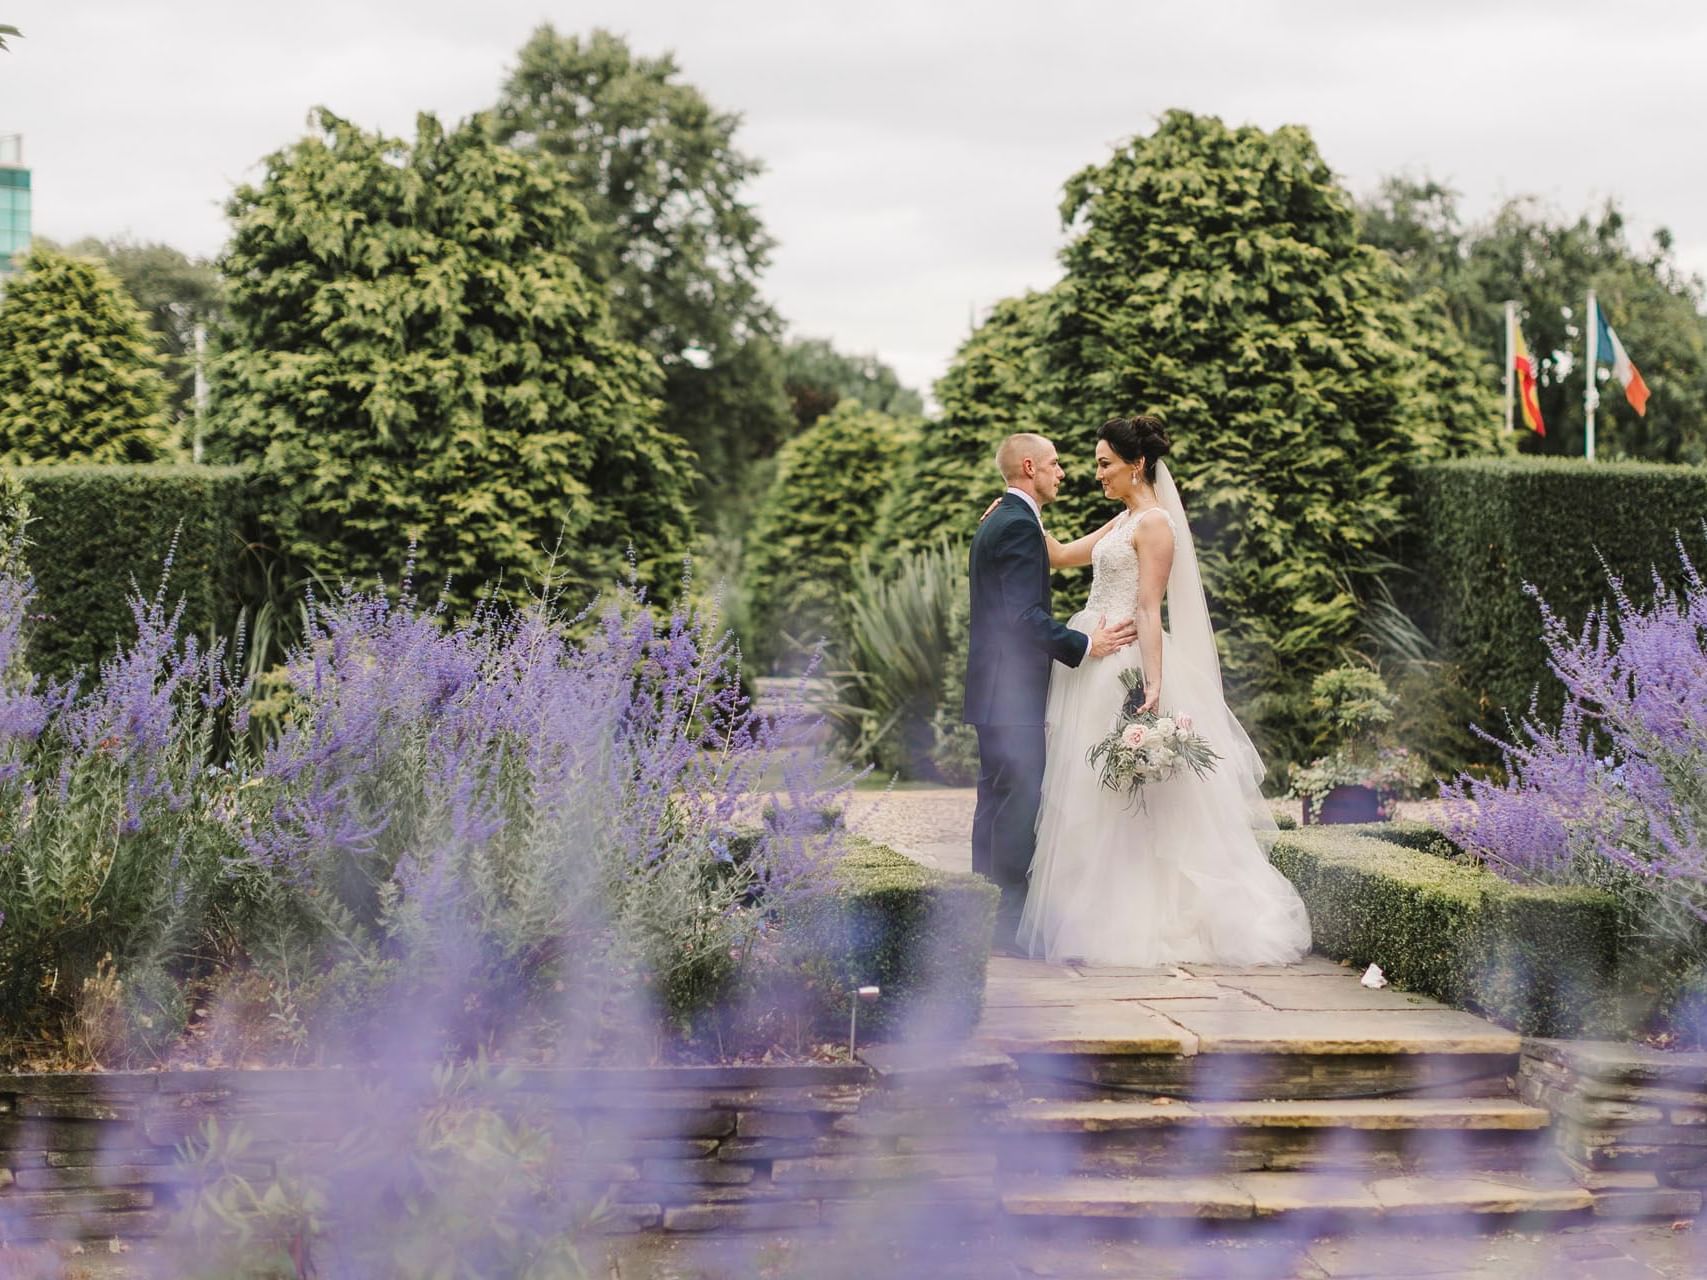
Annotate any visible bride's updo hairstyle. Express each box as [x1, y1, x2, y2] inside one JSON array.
[[1097, 414, 1171, 482]]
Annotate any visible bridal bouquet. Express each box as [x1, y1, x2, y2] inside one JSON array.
[[1088, 669, 1220, 801]]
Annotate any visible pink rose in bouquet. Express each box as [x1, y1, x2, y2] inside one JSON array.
[[1121, 723, 1147, 749]]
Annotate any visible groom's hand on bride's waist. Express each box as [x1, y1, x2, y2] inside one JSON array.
[[1087, 614, 1138, 659]]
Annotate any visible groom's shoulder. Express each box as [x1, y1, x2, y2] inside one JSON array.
[[972, 500, 1034, 553]]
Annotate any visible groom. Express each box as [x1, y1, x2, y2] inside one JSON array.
[[965, 433, 1136, 948]]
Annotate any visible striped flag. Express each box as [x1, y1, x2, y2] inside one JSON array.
[[1594, 302, 1651, 417], [1511, 316, 1546, 436]]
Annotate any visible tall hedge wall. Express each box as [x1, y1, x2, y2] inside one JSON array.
[[1405, 457, 1707, 731], [2, 464, 254, 679]]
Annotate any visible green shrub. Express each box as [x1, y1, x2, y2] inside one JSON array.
[[210, 109, 695, 610], [2, 463, 254, 679], [741, 402, 918, 668], [931, 583, 979, 784], [828, 540, 965, 779], [792, 837, 996, 1042], [1268, 825, 1618, 1036], [884, 292, 1050, 558], [1406, 456, 1707, 737], [0, 246, 173, 464]]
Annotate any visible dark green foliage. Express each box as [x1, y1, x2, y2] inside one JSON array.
[[793, 837, 996, 1042], [886, 292, 1050, 557], [210, 109, 693, 608], [3, 464, 254, 680], [780, 337, 925, 433], [742, 402, 918, 668], [1405, 456, 1707, 735], [62, 237, 226, 428], [932, 584, 979, 784], [1036, 112, 1503, 761], [0, 246, 172, 464], [894, 118, 1504, 762], [829, 541, 964, 779], [1268, 826, 1619, 1037], [1360, 179, 1707, 462], [492, 26, 792, 525]]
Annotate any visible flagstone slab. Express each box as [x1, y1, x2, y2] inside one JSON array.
[[1368, 1174, 1592, 1217], [1185, 1098, 1550, 1130], [985, 955, 1081, 982], [975, 1002, 1198, 1056], [1231, 1171, 1383, 1216], [1176, 956, 1351, 978], [1130, 992, 1270, 1013], [1002, 1174, 1254, 1219], [1162, 1009, 1522, 1056], [1218, 975, 1449, 1012], [1001, 1097, 1550, 1134], [985, 975, 1225, 1007]]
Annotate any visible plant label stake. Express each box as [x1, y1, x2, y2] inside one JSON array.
[[849, 985, 880, 1056]]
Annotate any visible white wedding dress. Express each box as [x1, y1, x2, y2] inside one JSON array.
[[1018, 462, 1312, 967]]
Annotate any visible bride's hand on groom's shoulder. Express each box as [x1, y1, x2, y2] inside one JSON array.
[[979, 496, 1002, 523]]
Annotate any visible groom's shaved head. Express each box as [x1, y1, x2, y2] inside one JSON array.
[[996, 433, 1052, 482]]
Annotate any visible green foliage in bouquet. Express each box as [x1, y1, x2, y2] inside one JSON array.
[[210, 108, 695, 609], [0, 246, 173, 464], [1087, 669, 1222, 803]]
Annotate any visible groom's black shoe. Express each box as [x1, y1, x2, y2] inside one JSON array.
[[991, 889, 1028, 957]]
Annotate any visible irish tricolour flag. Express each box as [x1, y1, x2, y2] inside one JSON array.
[[1594, 300, 1651, 417]]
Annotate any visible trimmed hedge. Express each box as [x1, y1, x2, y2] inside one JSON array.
[[2, 464, 255, 679], [800, 837, 997, 1042], [1268, 825, 1618, 1037], [1406, 457, 1707, 731]]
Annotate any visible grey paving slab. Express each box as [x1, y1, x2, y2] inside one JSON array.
[[1219, 975, 1452, 1013], [976, 1001, 1199, 1056], [1164, 1008, 1522, 1056]]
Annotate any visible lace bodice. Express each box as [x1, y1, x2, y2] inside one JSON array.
[[1081, 506, 1175, 625]]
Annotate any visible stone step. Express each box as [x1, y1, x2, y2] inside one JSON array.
[[1005, 1096, 1551, 1133], [1001, 1171, 1594, 1224], [994, 1098, 1555, 1177], [1011, 1049, 1520, 1101]]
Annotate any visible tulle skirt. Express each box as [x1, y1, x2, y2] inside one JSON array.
[[1018, 615, 1313, 967]]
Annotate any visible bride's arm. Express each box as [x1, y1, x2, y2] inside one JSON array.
[[1045, 516, 1120, 569], [1131, 517, 1176, 713]]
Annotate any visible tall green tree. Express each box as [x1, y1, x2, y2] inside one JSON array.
[[780, 337, 925, 432], [884, 292, 1051, 556], [741, 402, 918, 668], [491, 26, 791, 502], [1359, 179, 1707, 462], [0, 246, 171, 464], [915, 113, 1502, 761], [64, 237, 225, 429], [210, 108, 694, 607]]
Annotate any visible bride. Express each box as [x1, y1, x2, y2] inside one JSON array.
[[1017, 414, 1312, 966]]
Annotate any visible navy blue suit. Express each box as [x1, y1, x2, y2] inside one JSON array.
[[963, 494, 1089, 922]]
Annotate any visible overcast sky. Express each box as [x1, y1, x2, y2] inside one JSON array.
[[3, 1, 1702, 394]]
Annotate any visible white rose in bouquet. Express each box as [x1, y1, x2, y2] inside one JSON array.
[[1153, 716, 1177, 738]]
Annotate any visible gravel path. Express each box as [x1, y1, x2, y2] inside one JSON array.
[[841, 785, 1453, 874]]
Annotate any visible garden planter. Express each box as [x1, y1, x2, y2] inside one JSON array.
[[1304, 784, 1382, 825]]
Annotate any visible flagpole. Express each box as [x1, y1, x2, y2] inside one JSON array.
[[1503, 301, 1516, 434], [1584, 289, 1599, 461]]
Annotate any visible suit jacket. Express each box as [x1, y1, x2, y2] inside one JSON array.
[[962, 493, 1090, 726]]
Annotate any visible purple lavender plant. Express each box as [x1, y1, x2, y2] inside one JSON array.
[[1442, 538, 1707, 957]]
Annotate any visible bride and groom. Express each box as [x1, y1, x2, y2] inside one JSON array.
[[965, 415, 1311, 966]]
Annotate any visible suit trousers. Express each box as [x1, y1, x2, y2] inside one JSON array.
[[971, 722, 1047, 910]]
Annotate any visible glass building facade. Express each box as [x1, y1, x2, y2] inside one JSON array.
[[0, 136, 29, 275]]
